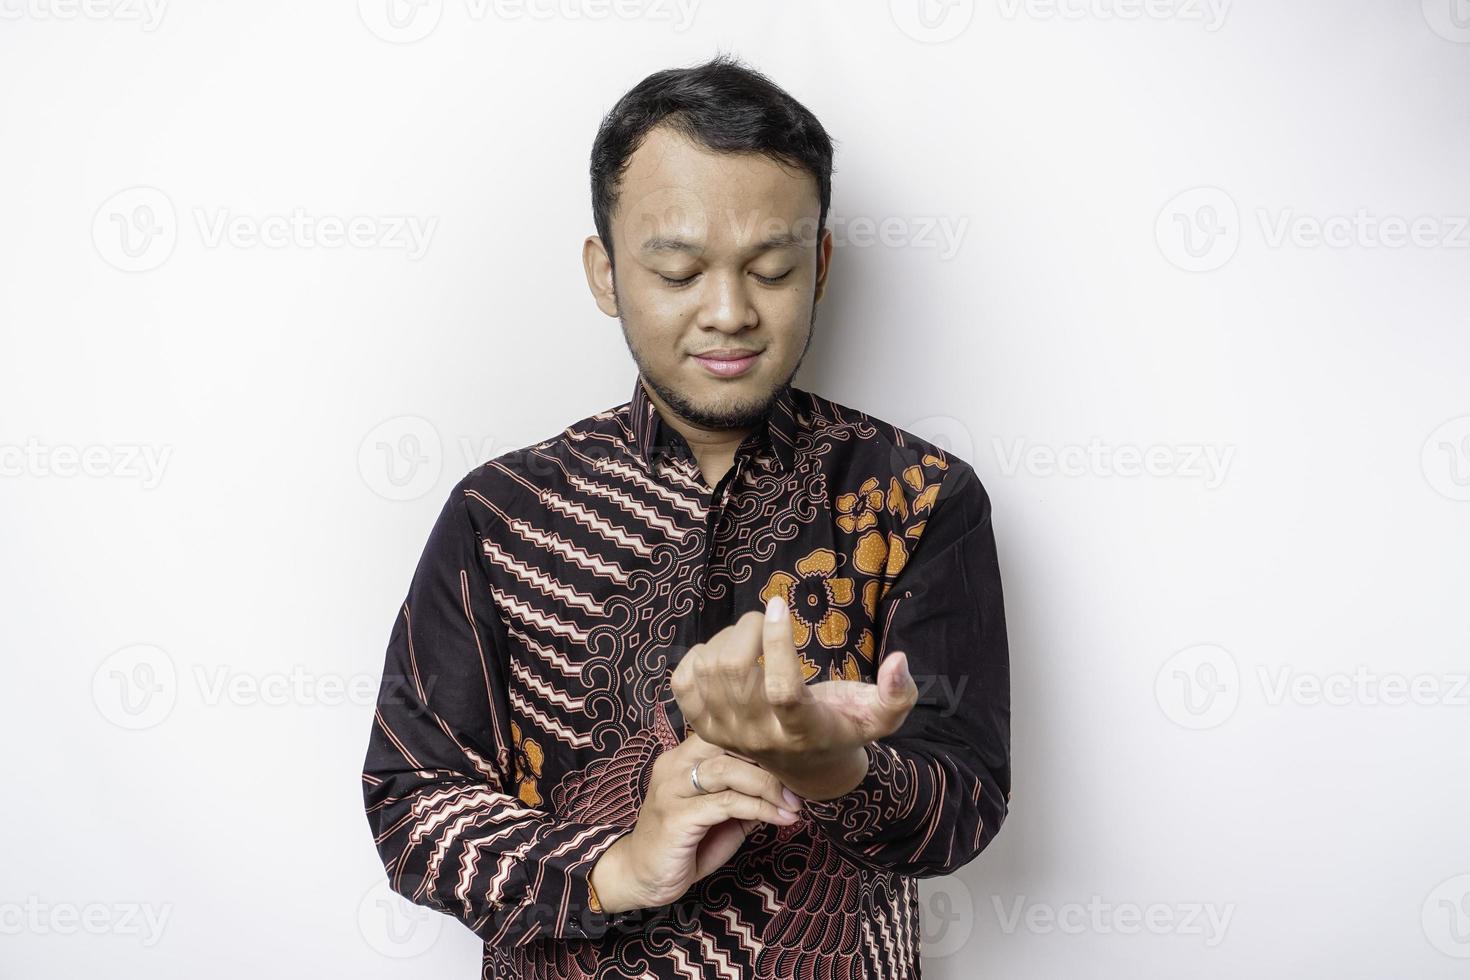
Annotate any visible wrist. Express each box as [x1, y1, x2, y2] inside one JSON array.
[[772, 743, 870, 802], [589, 832, 647, 915]]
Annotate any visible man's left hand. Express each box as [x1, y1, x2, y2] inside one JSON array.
[[670, 595, 919, 802]]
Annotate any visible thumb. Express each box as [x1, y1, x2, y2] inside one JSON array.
[[874, 651, 919, 733], [762, 595, 809, 713]]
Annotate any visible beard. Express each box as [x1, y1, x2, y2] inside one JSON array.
[[615, 288, 817, 432]]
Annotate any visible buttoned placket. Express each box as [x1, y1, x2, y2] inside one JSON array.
[[692, 437, 758, 643], [657, 428, 766, 740]]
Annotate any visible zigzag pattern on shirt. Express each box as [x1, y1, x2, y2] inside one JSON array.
[[542, 493, 659, 555], [655, 457, 708, 494], [510, 689, 593, 748], [873, 884, 904, 980], [408, 784, 534, 847], [699, 926, 743, 980], [860, 913, 880, 980], [406, 785, 537, 908], [505, 516, 633, 584], [510, 657, 587, 712], [452, 815, 529, 909], [565, 472, 690, 542], [481, 540, 608, 617], [719, 905, 761, 959], [900, 876, 919, 976], [590, 454, 706, 521], [666, 943, 703, 980], [753, 881, 781, 918], [484, 831, 541, 930], [468, 486, 640, 586], [505, 623, 583, 678], [492, 588, 588, 643]]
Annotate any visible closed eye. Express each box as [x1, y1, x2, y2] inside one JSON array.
[[655, 270, 794, 288]]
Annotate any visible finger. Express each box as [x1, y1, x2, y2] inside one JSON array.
[[688, 789, 800, 830], [669, 650, 707, 721], [712, 611, 767, 709], [693, 818, 750, 880], [685, 754, 802, 812], [676, 731, 726, 761], [761, 595, 811, 718], [873, 650, 919, 735]]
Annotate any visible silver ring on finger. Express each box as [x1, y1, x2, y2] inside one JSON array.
[[690, 760, 711, 795]]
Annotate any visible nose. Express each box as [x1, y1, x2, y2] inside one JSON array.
[[696, 269, 758, 333]]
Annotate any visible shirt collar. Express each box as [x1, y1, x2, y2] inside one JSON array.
[[629, 373, 798, 475]]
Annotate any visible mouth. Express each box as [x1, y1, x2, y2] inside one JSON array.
[[692, 349, 762, 378]]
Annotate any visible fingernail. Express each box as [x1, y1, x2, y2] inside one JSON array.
[[766, 595, 786, 621], [782, 788, 802, 809], [778, 808, 796, 820]]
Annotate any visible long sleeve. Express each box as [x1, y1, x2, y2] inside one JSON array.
[[360, 475, 634, 946], [803, 459, 1011, 877]]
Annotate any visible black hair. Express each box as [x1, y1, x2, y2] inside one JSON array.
[[589, 53, 836, 272]]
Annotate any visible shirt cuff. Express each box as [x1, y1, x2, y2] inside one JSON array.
[[801, 741, 915, 845], [554, 824, 639, 940]]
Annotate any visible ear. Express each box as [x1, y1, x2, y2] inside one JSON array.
[[583, 235, 619, 317], [812, 226, 833, 304]]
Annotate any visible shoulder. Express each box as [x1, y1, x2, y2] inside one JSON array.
[[795, 385, 989, 520], [445, 396, 636, 526]]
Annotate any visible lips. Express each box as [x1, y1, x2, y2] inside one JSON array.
[[694, 350, 762, 360], [693, 350, 761, 378]]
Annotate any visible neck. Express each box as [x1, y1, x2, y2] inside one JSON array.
[[640, 380, 758, 490]]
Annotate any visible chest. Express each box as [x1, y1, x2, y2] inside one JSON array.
[[485, 441, 931, 811]]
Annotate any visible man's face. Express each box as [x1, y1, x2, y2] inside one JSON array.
[[585, 124, 831, 432]]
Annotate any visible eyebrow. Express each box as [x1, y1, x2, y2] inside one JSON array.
[[640, 231, 808, 255]]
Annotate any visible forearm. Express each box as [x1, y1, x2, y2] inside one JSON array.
[[365, 770, 634, 944], [802, 461, 1011, 877], [801, 738, 1008, 877]]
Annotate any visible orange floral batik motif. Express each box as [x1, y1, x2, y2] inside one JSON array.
[[836, 477, 884, 533], [831, 628, 877, 682], [510, 721, 545, 807], [759, 547, 862, 680]]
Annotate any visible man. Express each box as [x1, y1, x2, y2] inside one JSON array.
[[361, 54, 1011, 979]]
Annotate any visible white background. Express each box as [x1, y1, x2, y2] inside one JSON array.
[[3, 1, 1469, 977]]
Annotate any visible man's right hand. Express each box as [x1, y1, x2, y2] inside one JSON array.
[[589, 732, 802, 914]]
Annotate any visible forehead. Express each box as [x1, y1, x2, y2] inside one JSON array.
[[615, 124, 820, 253]]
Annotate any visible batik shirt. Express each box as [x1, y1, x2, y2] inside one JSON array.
[[361, 374, 1011, 979]]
